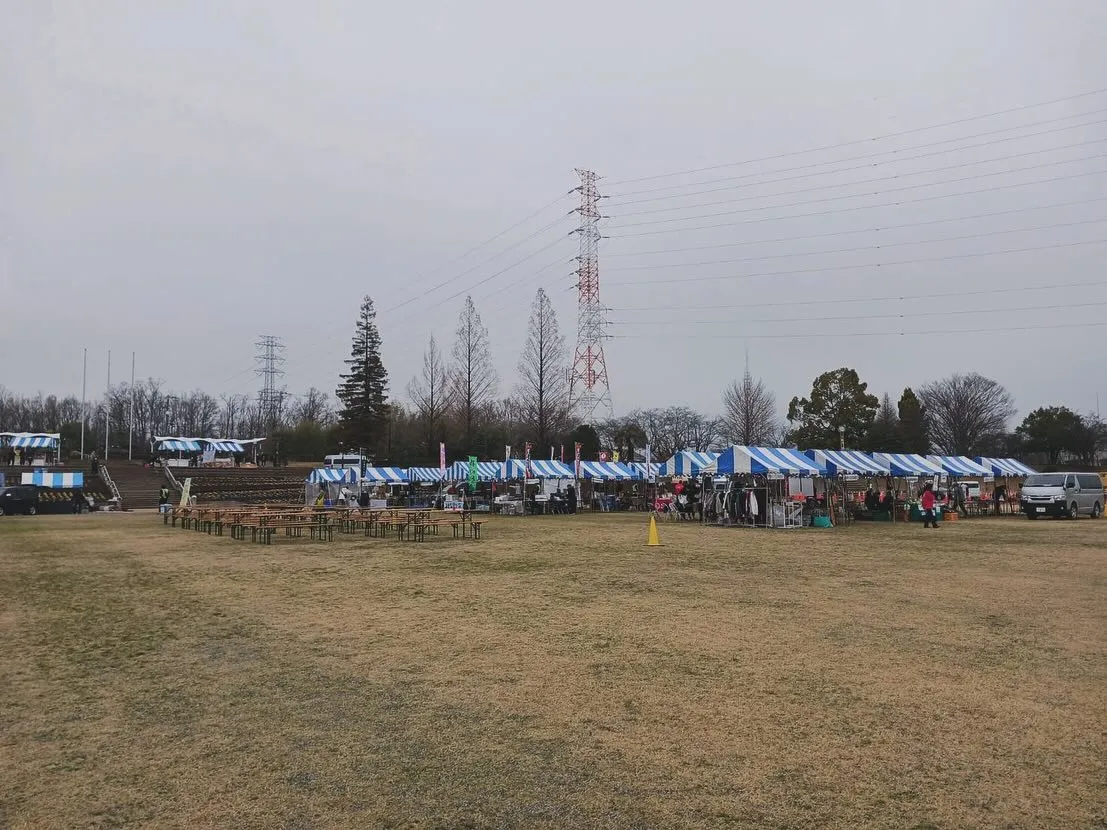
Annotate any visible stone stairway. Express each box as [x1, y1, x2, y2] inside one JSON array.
[[100, 460, 169, 510]]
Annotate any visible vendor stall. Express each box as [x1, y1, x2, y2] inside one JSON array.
[[708, 446, 825, 528], [5, 433, 61, 465], [305, 467, 357, 505], [155, 437, 203, 467], [975, 456, 1038, 515], [806, 449, 892, 524]]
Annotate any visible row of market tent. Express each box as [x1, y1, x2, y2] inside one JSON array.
[[306, 449, 1036, 486], [307, 459, 663, 485], [660, 447, 1036, 478]]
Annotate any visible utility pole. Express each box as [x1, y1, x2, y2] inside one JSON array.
[[104, 349, 111, 458], [80, 348, 87, 459], [568, 169, 613, 422], [128, 351, 135, 460]]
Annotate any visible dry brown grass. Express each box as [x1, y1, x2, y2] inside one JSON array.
[[0, 511, 1104, 829]]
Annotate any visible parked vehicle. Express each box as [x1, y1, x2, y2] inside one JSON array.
[[1020, 473, 1104, 519], [0, 485, 39, 516]]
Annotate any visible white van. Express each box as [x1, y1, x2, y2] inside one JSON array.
[[323, 454, 368, 470], [1020, 473, 1104, 519]]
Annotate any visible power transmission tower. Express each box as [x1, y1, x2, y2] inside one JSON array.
[[568, 169, 613, 422], [254, 335, 286, 432]]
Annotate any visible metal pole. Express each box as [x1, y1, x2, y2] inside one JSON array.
[[80, 348, 87, 459], [104, 349, 111, 458], [128, 351, 135, 460]]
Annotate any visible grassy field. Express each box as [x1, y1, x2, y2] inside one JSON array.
[[0, 511, 1104, 829]]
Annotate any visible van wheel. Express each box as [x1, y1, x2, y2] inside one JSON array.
[[1068, 502, 1079, 519], [27, 506, 36, 516], [1093, 502, 1103, 519], [0, 505, 6, 516], [1026, 512, 1038, 520]]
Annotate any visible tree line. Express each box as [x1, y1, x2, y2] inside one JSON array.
[[2, 290, 1103, 467]]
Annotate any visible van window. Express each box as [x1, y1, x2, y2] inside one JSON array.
[[1024, 474, 1065, 487], [1077, 474, 1102, 490], [1064, 475, 1076, 488]]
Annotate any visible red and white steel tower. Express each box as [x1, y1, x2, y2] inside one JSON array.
[[568, 169, 613, 421]]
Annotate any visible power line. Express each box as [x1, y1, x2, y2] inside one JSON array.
[[606, 135, 1107, 209], [605, 111, 1107, 199], [605, 169, 1105, 233], [608, 238, 1107, 286], [608, 321, 1107, 341], [609, 299, 1107, 328], [604, 197, 1107, 257], [606, 144, 1107, 216], [381, 190, 573, 313], [609, 279, 1106, 312], [382, 212, 572, 314], [603, 217, 1107, 272], [605, 87, 1107, 186]]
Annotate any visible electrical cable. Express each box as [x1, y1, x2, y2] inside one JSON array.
[[608, 300, 1107, 328], [607, 238, 1107, 286], [603, 197, 1107, 257], [605, 87, 1107, 186], [607, 321, 1107, 341], [603, 217, 1107, 272], [606, 145, 1107, 216], [605, 111, 1107, 198], [604, 169, 1106, 232], [608, 279, 1105, 313]]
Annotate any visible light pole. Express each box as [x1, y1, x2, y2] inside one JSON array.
[[838, 424, 846, 450]]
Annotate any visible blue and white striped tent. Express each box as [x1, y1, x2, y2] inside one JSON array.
[[716, 446, 825, 476], [627, 462, 660, 479], [527, 460, 575, 478], [408, 467, 445, 483], [807, 449, 890, 476], [447, 460, 503, 482], [928, 455, 991, 477], [306, 467, 357, 484], [10, 433, 59, 449], [22, 471, 84, 488], [659, 450, 719, 477], [975, 456, 1037, 477], [158, 439, 202, 452], [874, 453, 944, 476], [500, 459, 527, 479], [578, 461, 635, 480], [204, 439, 245, 453], [362, 466, 408, 483]]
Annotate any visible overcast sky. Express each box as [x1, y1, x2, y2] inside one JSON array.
[[3, 0, 1106, 424]]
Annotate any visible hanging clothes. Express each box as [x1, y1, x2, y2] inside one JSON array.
[[749, 490, 759, 522]]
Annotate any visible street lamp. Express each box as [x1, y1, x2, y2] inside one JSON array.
[[838, 424, 846, 450]]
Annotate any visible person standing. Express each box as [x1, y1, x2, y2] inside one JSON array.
[[158, 485, 170, 512], [566, 483, 577, 514], [921, 483, 939, 528]]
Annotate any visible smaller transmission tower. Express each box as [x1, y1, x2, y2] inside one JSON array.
[[254, 335, 286, 431], [568, 169, 613, 421]]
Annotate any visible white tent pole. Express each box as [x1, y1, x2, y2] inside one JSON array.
[[80, 348, 87, 459]]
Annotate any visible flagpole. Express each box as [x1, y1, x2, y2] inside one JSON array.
[[128, 351, 135, 460], [80, 348, 87, 459], [104, 350, 111, 458]]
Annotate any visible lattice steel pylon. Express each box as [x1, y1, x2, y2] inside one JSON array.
[[254, 335, 286, 432], [568, 169, 613, 422]]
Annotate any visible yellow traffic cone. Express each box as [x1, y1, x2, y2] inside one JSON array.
[[645, 514, 664, 547]]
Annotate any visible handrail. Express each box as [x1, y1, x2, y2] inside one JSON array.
[[163, 464, 182, 493], [98, 463, 123, 507]]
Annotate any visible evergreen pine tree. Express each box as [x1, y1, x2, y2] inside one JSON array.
[[336, 296, 389, 452], [897, 387, 929, 454]]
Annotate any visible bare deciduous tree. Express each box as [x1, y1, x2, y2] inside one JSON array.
[[721, 370, 778, 446], [407, 335, 452, 459], [515, 289, 568, 451], [919, 372, 1015, 455], [450, 296, 498, 452]]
